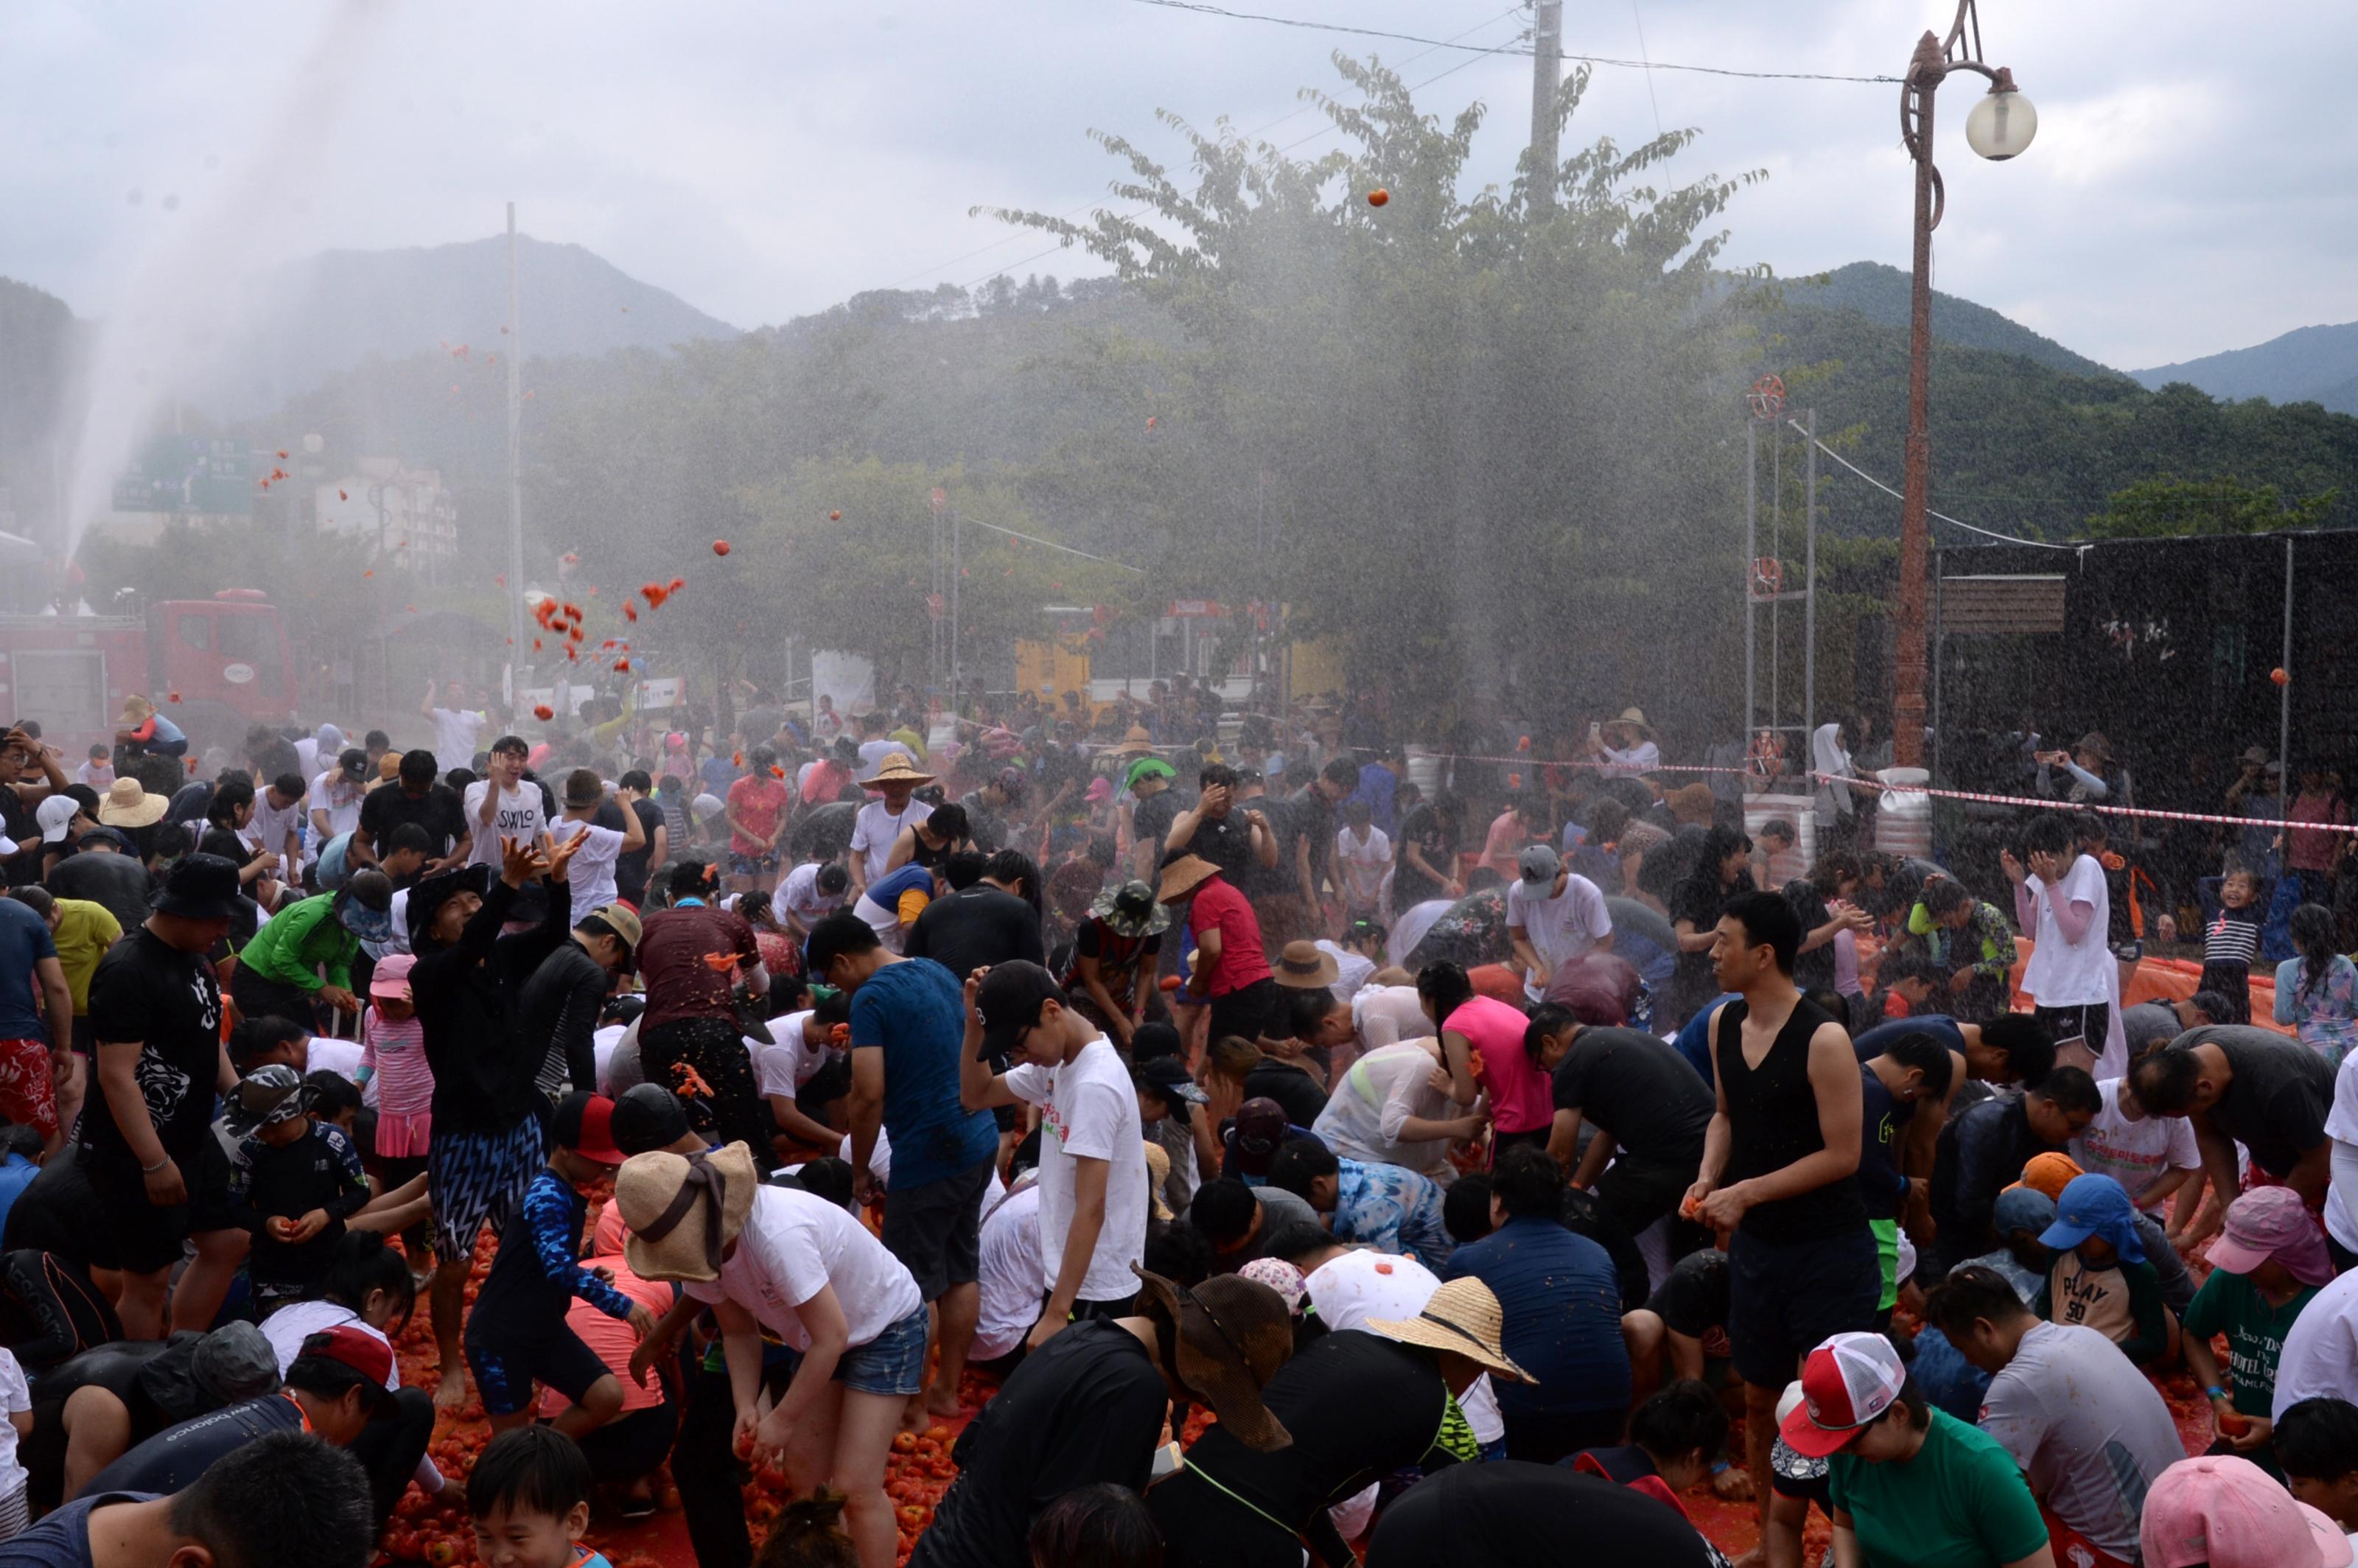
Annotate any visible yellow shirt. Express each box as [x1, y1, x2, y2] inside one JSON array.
[[49, 898, 123, 1014]]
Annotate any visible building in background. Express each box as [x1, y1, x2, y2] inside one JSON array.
[[315, 460, 458, 578]]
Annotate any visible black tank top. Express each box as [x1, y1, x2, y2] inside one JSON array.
[[1715, 994, 1867, 1243]]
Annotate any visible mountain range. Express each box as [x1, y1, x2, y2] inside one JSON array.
[[2131, 322, 2358, 417]]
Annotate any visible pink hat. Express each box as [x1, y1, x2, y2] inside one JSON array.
[[368, 953, 416, 1001], [2142, 1455, 2354, 1568], [1085, 776, 1113, 803], [2208, 1186, 2335, 1287], [1780, 1331, 1907, 1457]]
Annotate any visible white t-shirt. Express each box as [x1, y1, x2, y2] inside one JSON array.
[[2022, 853, 2112, 1007], [755, 1014, 842, 1099], [850, 799, 933, 883], [0, 1348, 28, 1494], [463, 780, 550, 869], [1003, 1036, 1152, 1303], [1315, 939, 1376, 1005], [2071, 1078, 2200, 1207], [550, 819, 626, 925], [1335, 826, 1393, 907], [305, 1036, 366, 1089], [973, 1182, 1048, 1362], [778, 862, 846, 929], [683, 1185, 923, 1352], [1312, 1040, 1459, 1176], [2273, 1267, 2358, 1418], [430, 707, 487, 776], [1599, 739, 1660, 778], [592, 1023, 627, 1094], [1505, 872, 1613, 1001], [856, 739, 901, 783], [249, 789, 307, 864], [259, 1301, 399, 1390], [1352, 986, 1437, 1052], [309, 771, 365, 849]]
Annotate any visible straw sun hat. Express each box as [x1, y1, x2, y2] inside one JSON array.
[[615, 1142, 760, 1283], [864, 754, 936, 788], [1155, 853, 1221, 904], [1365, 1276, 1533, 1384]]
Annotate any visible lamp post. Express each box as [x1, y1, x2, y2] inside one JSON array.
[[1892, 0, 2036, 769]]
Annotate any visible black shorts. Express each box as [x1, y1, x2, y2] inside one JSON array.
[[879, 1155, 993, 1303], [80, 1150, 197, 1275], [184, 1135, 239, 1236], [466, 1321, 612, 1418], [1592, 1152, 1696, 1245], [1208, 978, 1279, 1045], [1726, 1225, 1878, 1388], [2033, 1001, 2109, 1051]]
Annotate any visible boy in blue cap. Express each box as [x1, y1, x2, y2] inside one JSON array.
[[2035, 1172, 2176, 1368]]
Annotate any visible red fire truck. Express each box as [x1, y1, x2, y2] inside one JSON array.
[[0, 589, 298, 762]]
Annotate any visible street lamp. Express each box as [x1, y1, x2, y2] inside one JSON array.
[[1891, 0, 2035, 769]]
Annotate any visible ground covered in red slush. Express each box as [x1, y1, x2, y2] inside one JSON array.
[[382, 1199, 1000, 1568], [388, 1199, 2229, 1567]]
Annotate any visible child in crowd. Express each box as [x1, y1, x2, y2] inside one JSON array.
[[357, 953, 434, 1197], [2035, 1172, 2176, 1370], [756, 1488, 863, 1568], [2200, 866, 2263, 1023], [225, 1065, 375, 1309], [464, 1092, 654, 1438], [2276, 903, 2358, 1068], [466, 1425, 615, 1568], [2277, 1396, 2358, 1536], [2182, 1186, 2331, 1476], [1336, 799, 1392, 923]]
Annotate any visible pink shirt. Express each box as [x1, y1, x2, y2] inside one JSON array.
[[359, 1009, 433, 1119], [1448, 995, 1551, 1135]]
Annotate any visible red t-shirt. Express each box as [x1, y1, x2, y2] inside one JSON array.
[[726, 776, 788, 853], [1189, 877, 1272, 997]]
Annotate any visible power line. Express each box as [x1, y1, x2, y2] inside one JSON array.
[[1784, 418, 2082, 551], [1123, 0, 1901, 83], [881, 5, 1525, 293], [962, 515, 1150, 573]]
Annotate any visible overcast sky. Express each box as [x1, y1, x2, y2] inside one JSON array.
[[4, 0, 2351, 371]]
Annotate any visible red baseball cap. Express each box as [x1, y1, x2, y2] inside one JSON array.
[[295, 1326, 396, 1410], [556, 1092, 627, 1165], [1780, 1332, 1908, 1457]]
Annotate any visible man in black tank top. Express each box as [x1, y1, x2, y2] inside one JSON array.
[[1680, 890, 1879, 1539]]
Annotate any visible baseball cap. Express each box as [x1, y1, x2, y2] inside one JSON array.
[[584, 902, 643, 951], [2142, 1455, 2354, 1568], [35, 794, 79, 844], [2037, 1172, 2145, 1264], [1780, 1331, 1908, 1457], [224, 1065, 311, 1135], [974, 961, 1067, 1062], [1226, 1099, 1292, 1177], [2208, 1185, 2334, 1285], [551, 1091, 627, 1165], [1136, 1056, 1208, 1111], [610, 1082, 692, 1156], [293, 1326, 396, 1412], [368, 953, 416, 1002], [1517, 844, 1561, 887], [338, 746, 369, 781]]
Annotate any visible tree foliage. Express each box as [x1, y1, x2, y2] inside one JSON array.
[[2082, 474, 2337, 538]]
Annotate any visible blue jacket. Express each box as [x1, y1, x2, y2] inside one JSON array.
[[1446, 1216, 1631, 1417]]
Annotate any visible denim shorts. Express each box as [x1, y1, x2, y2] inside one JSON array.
[[836, 1306, 931, 1397]]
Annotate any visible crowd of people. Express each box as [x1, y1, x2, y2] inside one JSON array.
[[6, 678, 2358, 1568]]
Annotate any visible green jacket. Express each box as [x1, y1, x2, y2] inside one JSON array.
[[237, 893, 357, 993]]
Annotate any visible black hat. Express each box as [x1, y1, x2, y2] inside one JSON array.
[[1136, 1055, 1208, 1112], [337, 747, 369, 781], [611, 1082, 691, 1156], [151, 853, 242, 920], [973, 961, 1068, 1062], [405, 864, 491, 951]]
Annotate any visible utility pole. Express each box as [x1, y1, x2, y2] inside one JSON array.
[[1528, 0, 1563, 213], [505, 203, 526, 704]]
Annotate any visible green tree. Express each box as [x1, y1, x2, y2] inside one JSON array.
[[991, 55, 1771, 728], [2082, 474, 2337, 538]]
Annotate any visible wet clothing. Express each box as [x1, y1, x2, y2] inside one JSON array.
[[410, 877, 572, 1137], [466, 1169, 635, 1417], [1715, 995, 1864, 1242]]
